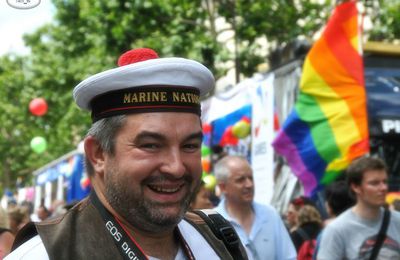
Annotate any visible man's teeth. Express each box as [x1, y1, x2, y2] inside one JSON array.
[[150, 185, 180, 193]]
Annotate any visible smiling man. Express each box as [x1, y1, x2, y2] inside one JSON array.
[[6, 48, 247, 260], [317, 156, 400, 260]]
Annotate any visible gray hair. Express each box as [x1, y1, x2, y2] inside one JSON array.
[[214, 155, 248, 183], [85, 115, 127, 176]]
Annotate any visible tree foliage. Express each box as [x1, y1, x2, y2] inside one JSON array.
[[0, 0, 398, 192], [368, 1, 400, 41]]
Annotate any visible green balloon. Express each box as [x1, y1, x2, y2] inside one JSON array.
[[30, 136, 47, 154], [232, 120, 251, 139], [202, 174, 217, 190], [201, 145, 211, 157]]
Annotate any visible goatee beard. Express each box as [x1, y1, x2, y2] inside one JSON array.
[[105, 174, 198, 233]]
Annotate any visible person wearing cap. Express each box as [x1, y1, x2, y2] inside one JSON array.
[[6, 49, 247, 260]]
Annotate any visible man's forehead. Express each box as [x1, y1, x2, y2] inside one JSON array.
[[125, 112, 202, 124], [122, 112, 203, 134], [362, 169, 388, 181], [229, 165, 253, 179]]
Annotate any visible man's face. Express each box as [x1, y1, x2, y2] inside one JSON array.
[[103, 112, 203, 232], [352, 169, 388, 208], [222, 159, 254, 205]]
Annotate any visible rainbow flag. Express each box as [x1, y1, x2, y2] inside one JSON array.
[[272, 1, 369, 196]]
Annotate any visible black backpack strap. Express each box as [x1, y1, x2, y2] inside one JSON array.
[[11, 222, 38, 251], [191, 209, 247, 260], [369, 208, 391, 260]]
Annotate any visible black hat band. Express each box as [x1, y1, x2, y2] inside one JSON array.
[[90, 86, 201, 122]]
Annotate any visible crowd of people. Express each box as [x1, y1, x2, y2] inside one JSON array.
[[208, 155, 400, 260], [2, 154, 400, 259], [0, 199, 67, 258], [1, 48, 400, 259]]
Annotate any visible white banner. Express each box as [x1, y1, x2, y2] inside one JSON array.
[[201, 79, 253, 124], [250, 74, 275, 205]]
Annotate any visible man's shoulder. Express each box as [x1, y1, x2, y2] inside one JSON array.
[[213, 200, 230, 219], [5, 235, 48, 260], [391, 209, 400, 219], [389, 209, 400, 227], [323, 208, 359, 235]]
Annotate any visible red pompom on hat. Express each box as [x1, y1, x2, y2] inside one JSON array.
[[117, 48, 159, 67], [73, 48, 215, 122]]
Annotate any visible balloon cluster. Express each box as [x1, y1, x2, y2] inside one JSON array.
[[201, 123, 217, 190], [232, 116, 251, 138], [201, 145, 211, 172], [29, 98, 49, 154], [220, 116, 251, 146]]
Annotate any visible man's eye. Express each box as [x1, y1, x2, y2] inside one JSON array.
[[140, 143, 160, 149], [368, 181, 382, 186], [235, 177, 245, 183], [183, 143, 200, 151]]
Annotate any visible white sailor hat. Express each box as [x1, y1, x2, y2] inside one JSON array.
[[73, 48, 215, 122]]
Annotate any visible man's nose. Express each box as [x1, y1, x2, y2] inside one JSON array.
[[380, 181, 388, 191], [160, 149, 186, 177], [245, 177, 254, 187]]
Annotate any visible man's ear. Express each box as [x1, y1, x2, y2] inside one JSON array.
[[84, 136, 105, 177], [218, 182, 226, 194], [351, 183, 361, 195]]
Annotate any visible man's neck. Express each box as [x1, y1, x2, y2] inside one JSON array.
[[225, 200, 254, 234], [352, 202, 382, 220]]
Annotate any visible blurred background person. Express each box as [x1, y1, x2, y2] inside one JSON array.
[[323, 180, 355, 226], [290, 205, 323, 252], [312, 180, 356, 259], [7, 206, 30, 235], [36, 205, 51, 222], [286, 196, 317, 233], [189, 181, 214, 210]]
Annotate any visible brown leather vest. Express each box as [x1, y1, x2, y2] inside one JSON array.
[[17, 198, 245, 259]]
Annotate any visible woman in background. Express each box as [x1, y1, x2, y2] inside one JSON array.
[[190, 181, 214, 210], [286, 196, 316, 232], [290, 205, 323, 251]]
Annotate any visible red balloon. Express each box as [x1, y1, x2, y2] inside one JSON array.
[[29, 98, 48, 116], [220, 126, 238, 146], [202, 123, 212, 133], [241, 116, 251, 124]]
